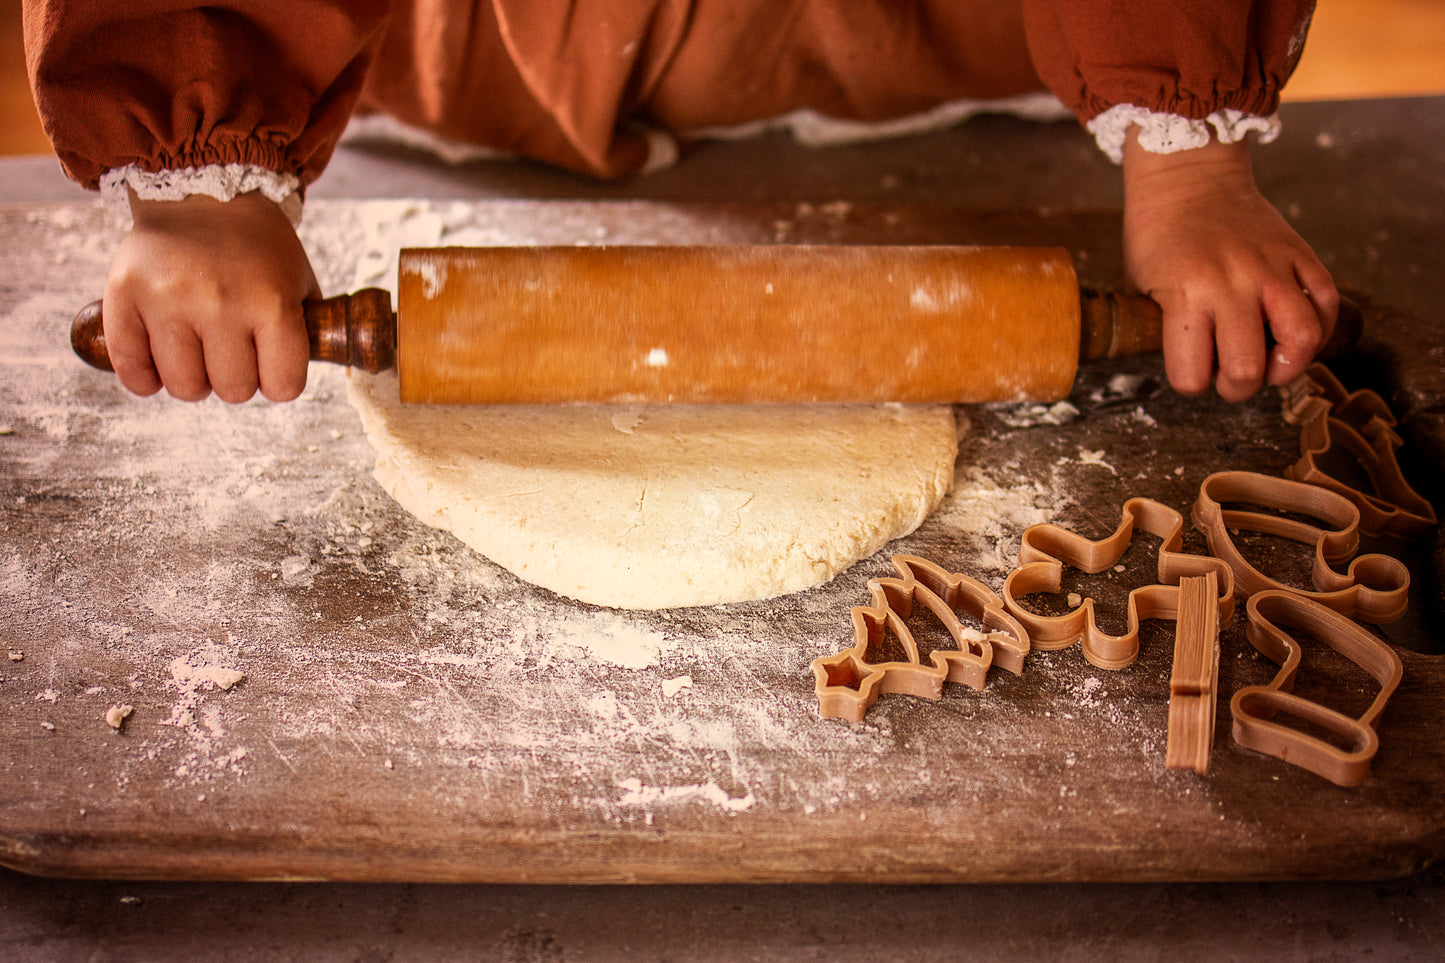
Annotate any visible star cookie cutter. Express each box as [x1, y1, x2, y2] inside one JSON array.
[[1281, 363, 1436, 540], [1190, 471, 1411, 624], [1231, 590, 1404, 787], [1001, 497, 1235, 671], [812, 555, 1029, 722]]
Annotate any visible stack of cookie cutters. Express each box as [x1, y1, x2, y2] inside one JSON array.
[[1281, 363, 1437, 540]]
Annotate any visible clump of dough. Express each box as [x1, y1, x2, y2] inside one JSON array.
[[104, 704, 133, 730]]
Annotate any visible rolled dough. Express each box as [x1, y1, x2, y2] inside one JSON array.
[[347, 372, 957, 609]]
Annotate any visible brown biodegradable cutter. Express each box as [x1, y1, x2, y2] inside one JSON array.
[[1280, 363, 1437, 541], [1191, 470, 1411, 624], [1232, 589, 1404, 787], [812, 555, 1029, 722], [1002, 497, 1235, 671]]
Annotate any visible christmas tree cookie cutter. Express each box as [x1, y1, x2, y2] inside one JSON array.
[[1280, 363, 1436, 541], [1231, 589, 1404, 787], [1190, 471, 1411, 624], [1001, 497, 1235, 671], [812, 555, 1028, 722]]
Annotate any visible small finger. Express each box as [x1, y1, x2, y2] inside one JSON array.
[[1161, 297, 1218, 397], [1212, 299, 1268, 402], [100, 291, 163, 397], [204, 331, 261, 405], [254, 310, 310, 402], [1261, 282, 1325, 387], [1296, 260, 1341, 346], [147, 321, 213, 402]]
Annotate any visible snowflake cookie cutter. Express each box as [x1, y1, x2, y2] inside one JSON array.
[[1281, 363, 1436, 541], [1231, 590, 1404, 787], [1190, 471, 1411, 624], [812, 555, 1029, 722], [1001, 497, 1235, 671]]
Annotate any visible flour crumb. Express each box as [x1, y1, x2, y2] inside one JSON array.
[[40, 721, 56, 731], [171, 651, 246, 691], [1066, 593, 1083, 608], [105, 704, 133, 730], [36, 689, 58, 703], [999, 400, 1079, 428], [0, 425, 13, 436], [1078, 449, 1117, 474], [1076, 677, 1106, 707], [7, 650, 21, 662], [661, 675, 693, 698]]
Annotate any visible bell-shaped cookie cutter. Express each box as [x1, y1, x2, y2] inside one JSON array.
[[1002, 498, 1235, 670], [1281, 363, 1436, 540], [1190, 470, 1410, 624], [1231, 589, 1404, 787], [812, 554, 1028, 722]]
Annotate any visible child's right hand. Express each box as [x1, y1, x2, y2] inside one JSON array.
[[103, 190, 320, 403]]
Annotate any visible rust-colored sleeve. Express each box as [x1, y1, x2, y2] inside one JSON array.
[[22, 0, 390, 191], [1021, 0, 1315, 123]]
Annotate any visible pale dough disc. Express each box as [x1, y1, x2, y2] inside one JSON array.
[[347, 371, 957, 609]]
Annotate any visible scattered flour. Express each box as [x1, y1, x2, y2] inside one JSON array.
[[616, 777, 756, 814], [661, 675, 693, 698], [546, 612, 679, 671]]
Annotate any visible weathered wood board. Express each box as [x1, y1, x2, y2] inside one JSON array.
[[1, 199, 1441, 883]]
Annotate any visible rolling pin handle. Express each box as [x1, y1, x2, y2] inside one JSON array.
[[70, 300, 113, 372], [70, 289, 398, 375], [1079, 289, 1364, 363], [1079, 290, 1163, 361], [304, 288, 397, 373]]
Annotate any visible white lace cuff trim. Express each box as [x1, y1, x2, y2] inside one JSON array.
[[98, 163, 304, 225], [1086, 104, 1282, 164]]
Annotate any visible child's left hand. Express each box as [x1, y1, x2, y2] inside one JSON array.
[[1121, 131, 1338, 402]]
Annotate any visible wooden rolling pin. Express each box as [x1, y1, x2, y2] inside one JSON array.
[[70, 245, 1358, 404]]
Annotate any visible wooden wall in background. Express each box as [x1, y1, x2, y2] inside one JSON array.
[[4, 1, 1445, 157]]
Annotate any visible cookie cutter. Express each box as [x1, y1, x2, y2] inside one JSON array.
[[812, 555, 1029, 722], [1231, 589, 1404, 787], [1002, 497, 1235, 671], [1281, 363, 1436, 540], [1165, 571, 1222, 775], [1190, 471, 1410, 624]]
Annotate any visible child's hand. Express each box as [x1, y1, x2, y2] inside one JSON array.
[[1121, 132, 1338, 402], [103, 190, 320, 403]]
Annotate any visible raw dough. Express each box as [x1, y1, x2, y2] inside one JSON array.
[[347, 372, 957, 609]]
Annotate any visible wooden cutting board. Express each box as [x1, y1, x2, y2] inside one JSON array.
[[1, 199, 1441, 883]]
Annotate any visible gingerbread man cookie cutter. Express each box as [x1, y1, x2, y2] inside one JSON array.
[[812, 555, 1028, 722], [1190, 471, 1411, 624], [1281, 363, 1436, 541], [1002, 497, 1235, 671], [1231, 590, 1404, 787]]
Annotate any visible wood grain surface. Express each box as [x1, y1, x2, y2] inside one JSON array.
[[1, 199, 1441, 883]]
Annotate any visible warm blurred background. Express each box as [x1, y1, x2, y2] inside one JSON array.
[[3, 1, 1445, 157]]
